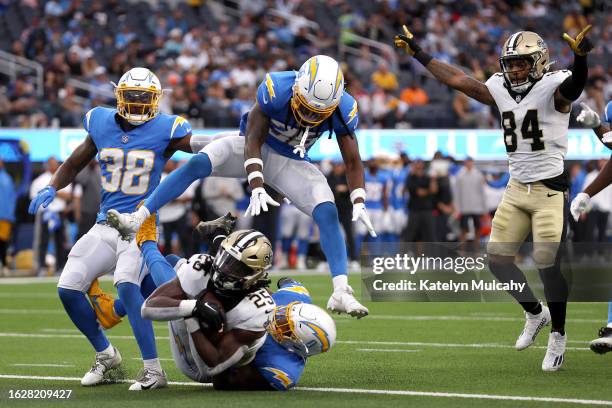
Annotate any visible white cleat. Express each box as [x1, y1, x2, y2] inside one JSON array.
[[515, 305, 551, 351], [590, 327, 612, 354], [81, 347, 122, 386], [327, 285, 369, 318], [128, 368, 168, 391], [542, 331, 566, 372], [106, 209, 144, 240]]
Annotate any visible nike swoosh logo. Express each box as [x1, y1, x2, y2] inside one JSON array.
[[264, 308, 274, 314], [140, 380, 157, 390], [547, 193, 558, 197]]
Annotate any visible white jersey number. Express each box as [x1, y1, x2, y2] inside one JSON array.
[[99, 149, 155, 195], [502, 110, 544, 153]]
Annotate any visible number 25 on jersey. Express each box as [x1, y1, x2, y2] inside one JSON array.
[[99, 149, 155, 195]]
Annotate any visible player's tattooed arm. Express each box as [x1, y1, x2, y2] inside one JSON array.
[[213, 364, 273, 391], [337, 133, 365, 203], [244, 103, 270, 190], [190, 328, 265, 376], [49, 135, 97, 191], [426, 60, 495, 106], [141, 277, 193, 321], [165, 132, 193, 156]]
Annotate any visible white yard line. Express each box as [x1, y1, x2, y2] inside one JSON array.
[[356, 348, 421, 353], [10, 364, 74, 368], [0, 331, 591, 351], [0, 374, 609, 406]]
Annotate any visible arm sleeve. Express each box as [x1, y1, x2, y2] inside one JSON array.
[[558, 55, 588, 101]]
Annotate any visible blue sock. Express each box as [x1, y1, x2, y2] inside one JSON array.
[[297, 239, 309, 256], [608, 301, 612, 325], [312, 202, 347, 278], [113, 266, 171, 319], [57, 287, 109, 352], [116, 282, 157, 360], [281, 237, 292, 253], [144, 153, 212, 212], [141, 241, 177, 286], [165, 254, 182, 268]]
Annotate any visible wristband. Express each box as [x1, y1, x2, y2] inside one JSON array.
[[184, 317, 201, 333], [350, 188, 366, 204], [244, 158, 263, 169], [414, 50, 433, 66], [178, 299, 197, 317], [247, 171, 264, 183]]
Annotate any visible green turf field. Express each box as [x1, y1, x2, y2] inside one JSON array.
[[0, 275, 611, 407]]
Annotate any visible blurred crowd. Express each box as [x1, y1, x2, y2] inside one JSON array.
[[0, 152, 609, 275], [0, 0, 609, 129]]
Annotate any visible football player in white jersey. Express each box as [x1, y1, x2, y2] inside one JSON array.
[[135, 213, 274, 383], [394, 25, 594, 371]]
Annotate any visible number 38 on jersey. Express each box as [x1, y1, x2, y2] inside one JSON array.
[[99, 149, 155, 195]]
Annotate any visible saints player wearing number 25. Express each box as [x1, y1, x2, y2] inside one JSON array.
[[394, 25, 594, 371], [28, 67, 204, 390]]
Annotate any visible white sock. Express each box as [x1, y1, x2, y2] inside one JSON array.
[[136, 206, 150, 222], [332, 275, 348, 291], [607, 323, 612, 329], [143, 358, 162, 372], [97, 344, 114, 357]]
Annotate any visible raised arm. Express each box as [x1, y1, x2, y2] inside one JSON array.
[[394, 25, 495, 106], [554, 25, 593, 113]]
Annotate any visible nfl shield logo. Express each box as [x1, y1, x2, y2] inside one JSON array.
[[515, 95, 522, 102], [121, 135, 129, 144]]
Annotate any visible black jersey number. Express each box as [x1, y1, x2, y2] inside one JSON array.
[[501, 109, 544, 152], [248, 290, 274, 308]]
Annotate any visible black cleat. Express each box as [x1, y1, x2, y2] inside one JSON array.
[[590, 327, 612, 354], [195, 213, 237, 243]]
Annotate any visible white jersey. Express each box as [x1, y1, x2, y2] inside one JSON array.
[[485, 70, 571, 183], [176, 253, 274, 333]]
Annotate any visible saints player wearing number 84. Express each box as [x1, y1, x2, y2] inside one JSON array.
[[28, 67, 217, 390], [394, 25, 594, 371]]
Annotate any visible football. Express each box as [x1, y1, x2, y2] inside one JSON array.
[[198, 290, 225, 345]]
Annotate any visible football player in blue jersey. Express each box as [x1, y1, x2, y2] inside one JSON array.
[[571, 101, 612, 354], [355, 159, 387, 255], [28, 67, 214, 390], [108, 55, 374, 318]]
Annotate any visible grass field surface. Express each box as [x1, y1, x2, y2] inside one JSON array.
[[0, 274, 610, 407]]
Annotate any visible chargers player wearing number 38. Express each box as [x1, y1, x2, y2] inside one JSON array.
[[28, 67, 208, 390], [394, 25, 594, 371], [108, 56, 372, 318]]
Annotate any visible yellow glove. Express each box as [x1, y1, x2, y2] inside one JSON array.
[[393, 25, 421, 56], [136, 213, 157, 248], [562, 24, 593, 56]]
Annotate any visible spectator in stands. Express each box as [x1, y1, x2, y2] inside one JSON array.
[[400, 80, 429, 106], [202, 177, 244, 219], [371, 61, 399, 91], [29, 157, 71, 276], [0, 159, 16, 273], [404, 160, 437, 242], [453, 89, 491, 128], [454, 157, 486, 244]]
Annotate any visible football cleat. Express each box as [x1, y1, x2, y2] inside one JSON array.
[[88, 279, 122, 329], [515, 304, 551, 351], [195, 212, 237, 243], [589, 327, 612, 354], [106, 209, 146, 240], [542, 331, 566, 372], [135, 213, 157, 248], [327, 285, 369, 318], [81, 347, 122, 386], [128, 368, 168, 391]]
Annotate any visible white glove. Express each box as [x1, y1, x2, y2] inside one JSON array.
[[245, 187, 280, 216], [570, 192, 590, 222], [576, 102, 601, 128], [603, 131, 612, 144], [352, 202, 377, 237]]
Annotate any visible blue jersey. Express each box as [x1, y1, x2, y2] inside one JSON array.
[[239, 71, 359, 161], [604, 101, 612, 125], [84, 107, 191, 222], [364, 169, 387, 210], [390, 166, 409, 210], [251, 281, 312, 391]]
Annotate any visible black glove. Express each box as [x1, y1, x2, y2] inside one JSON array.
[[394, 25, 422, 56], [193, 299, 225, 332]]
